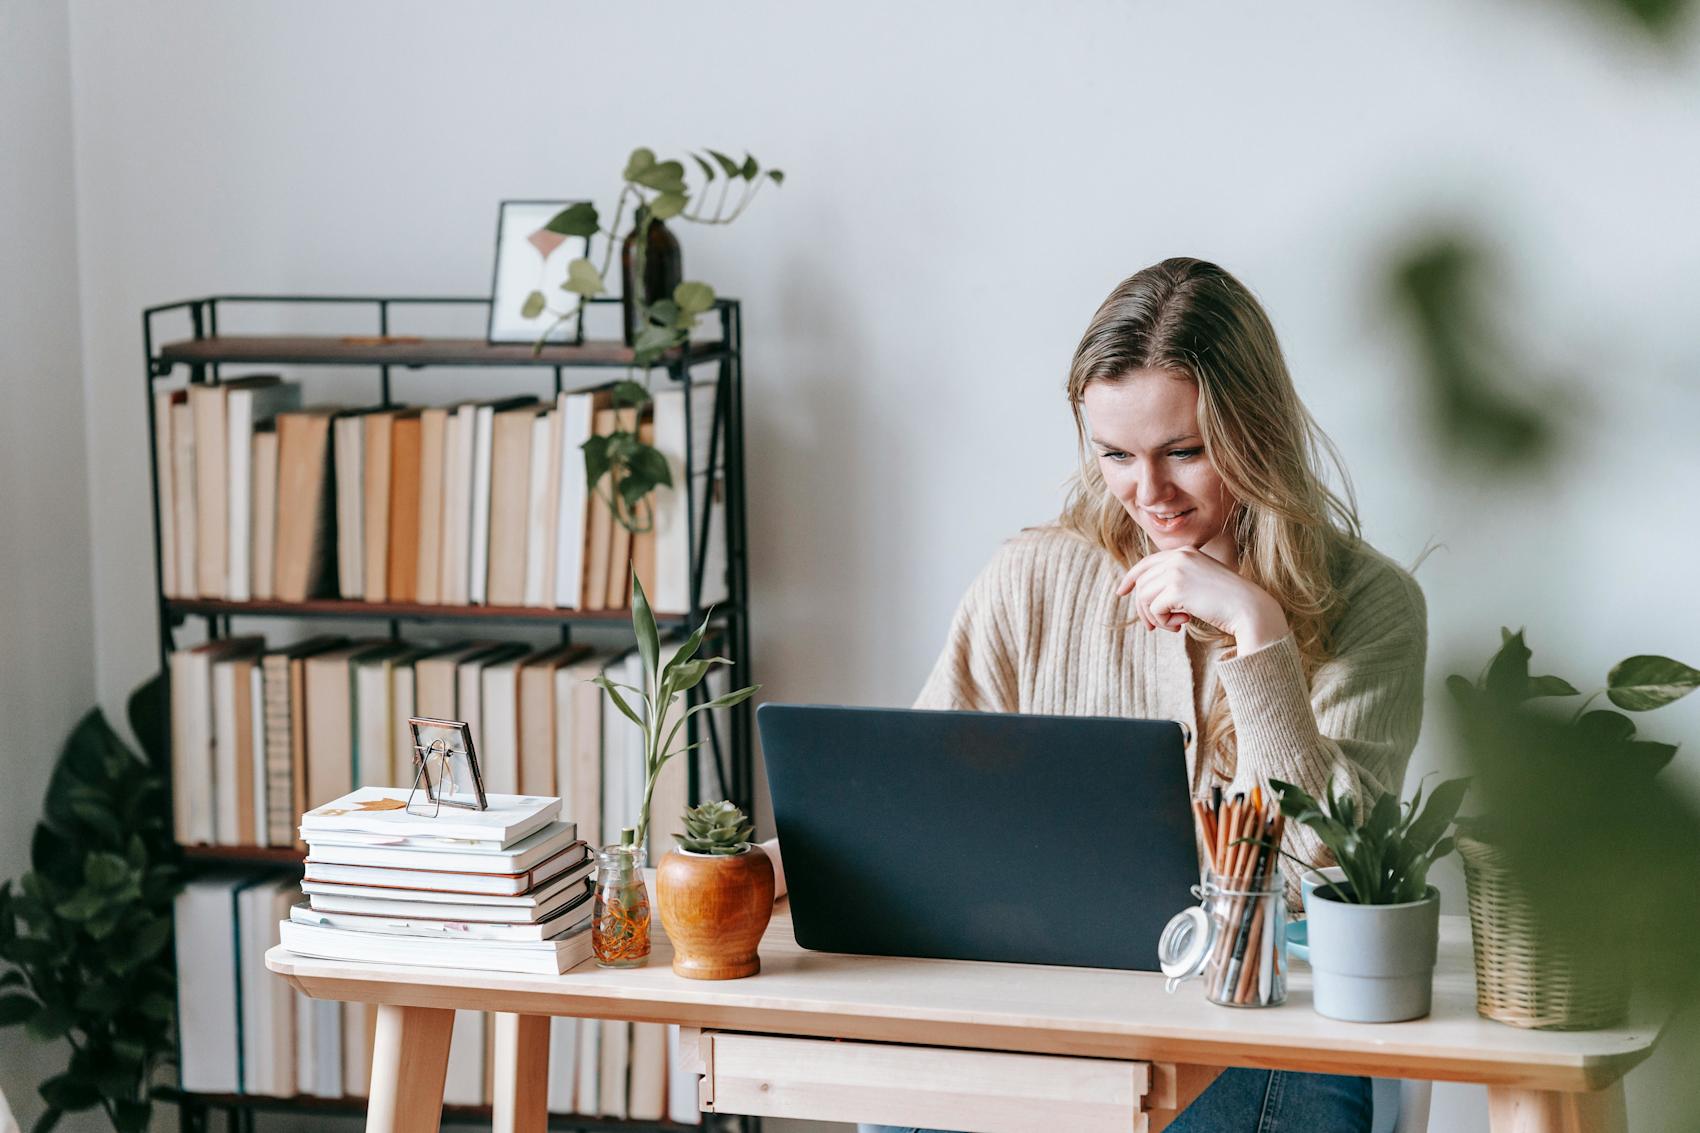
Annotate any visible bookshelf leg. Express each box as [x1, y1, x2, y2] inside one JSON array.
[[491, 1012, 551, 1133], [366, 1003, 455, 1133]]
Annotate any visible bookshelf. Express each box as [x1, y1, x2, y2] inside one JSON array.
[[144, 294, 755, 1131]]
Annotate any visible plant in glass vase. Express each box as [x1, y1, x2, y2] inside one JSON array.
[[586, 572, 760, 968]]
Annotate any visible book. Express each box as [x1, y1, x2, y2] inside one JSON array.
[[151, 389, 183, 598], [249, 659, 267, 845], [296, 992, 342, 1098], [305, 820, 579, 872], [353, 644, 414, 789], [279, 918, 593, 975], [556, 651, 609, 850], [631, 418, 658, 602], [519, 644, 590, 796], [414, 405, 450, 604], [652, 382, 728, 614], [628, 1023, 667, 1122], [583, 406, 620, 612], [289, 892, 591, 943], [170, 637, 264, 845], [439, 402, 477, 606], [333, 410, 369, 599], [487, 404, 542, 607], [575, 1019, 601, 1117], [227, 378, 300, 601], [211, 652, 259, 845], [240, 877, 298, 1097], [175, 874, 248, 1092], [598, 1018, 630, 1118], [304, 642, 395, 811], [666, 1025, 703, 1125], [274, 407, 340, 602], [524, 409, 560, 608], [547, 1017, 579, 1114], [303, 875, 591, 923], [382, 645, 434, 788], [470, 398, 539, 605], [551, 388, 612, 609], [603, 404, 642, 610], [301, 786, 560, 844], [458, 642, 527, 768], [170, 400, 198, 602], [362, 408, 399, 602], [251, 426, 280, 600], [261, 636, 347, 846], [190, 382, 229, 598], [304, 841, 589, 896], [387, 410, 424, 603], [479, 649, 526, 796], [412, 640, 499, 720]]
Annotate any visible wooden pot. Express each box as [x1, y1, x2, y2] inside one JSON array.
[[656, 844, 775, 980]]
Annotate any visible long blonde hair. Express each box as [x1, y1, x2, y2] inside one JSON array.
[[1057, 258, 1362, 781]]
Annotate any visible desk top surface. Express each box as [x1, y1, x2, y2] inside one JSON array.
[[268, 902, 1660, 1093]]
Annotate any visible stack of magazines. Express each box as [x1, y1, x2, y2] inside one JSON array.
[[278, 787, 596, 974]]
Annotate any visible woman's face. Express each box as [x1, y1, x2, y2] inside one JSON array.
[[1083, 370, 1237, 557]]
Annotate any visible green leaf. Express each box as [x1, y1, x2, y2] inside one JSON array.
[[1403, 777, 1469, 858], [667, 660, 714, 694], [26, 1002, 73, 1041], [54, 890, 107, 922], [626, 443, 671, 488], [84, 852, 129, 890], [611, 379, 651, 409], [690, 153, 717, 183], [632, 160, 686, 194], [767, 169, 785, 186], [1526, 675, 1580, 697], [38, 1074, 99, 1113], [520, 290, 546, 319], [673, 281, 716, 317], [1624, 740, 1679, 774], [592, 675, 646, 732], [623, 147, 657, 181], [113, 1101, 151, 1133], [1606, 655, 1700, 711], [646, 299, 680, 328], [544, 201, 599, 237], [1577, 710, 1636, 746], [649, 191, 687, 220], [582, 433, 612, 487], [563, 257, 605, 298], [706, 148, 741, 177], [631, 573, 661, 697], [698, 684, 759, 712], [740, 153, 758, 178], [137, 993, 174, 1022], [633, 324, 684, 357], [0, 993, 39, 1026], [32, 1107, 63, 1133]]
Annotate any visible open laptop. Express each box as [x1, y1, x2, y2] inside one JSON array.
[[757, 703, 1199, 971]]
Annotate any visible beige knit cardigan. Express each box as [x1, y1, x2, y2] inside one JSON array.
[[912, 524, 1428, 900]]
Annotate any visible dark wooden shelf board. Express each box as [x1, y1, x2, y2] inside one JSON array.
[[167, 597, 707, 628], [180, 844, 305, 865], [156, 334, 726, 370]]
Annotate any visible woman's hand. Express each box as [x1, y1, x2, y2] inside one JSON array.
[[1114, 547, 1291, 651]]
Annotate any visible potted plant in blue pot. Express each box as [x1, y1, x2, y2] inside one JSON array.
[[1270, 775, 1468, 1023]]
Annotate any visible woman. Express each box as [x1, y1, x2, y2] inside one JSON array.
[[872, 258, 1427, 1133]]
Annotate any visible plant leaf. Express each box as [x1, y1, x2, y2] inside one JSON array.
[[1624, 740, 1679, 775], [563, 257, 605, 298], [673, 281, 716, 316], [1607, 655, 1700, 711], [1403, 776, 1469, 858], [705, 148, 741, 177], [690, 153, 716, 183], [0, 993, 39, 1027], [544, 201, 599, 237], [31, 1107, 63, 1133], [648, 191, 687, 220], [740, 153, 758, 178], [1577, 710, 1636, 746], [592, 675, 645, 732], [623, 147, 657, 181], [767, 169, 785, 186], [632, 160, 686, 194], [520, 290, 546, 319], [1526, 674, 1580, 697], [631, 573, 660, 694], [1484, 627, 1532, 700]]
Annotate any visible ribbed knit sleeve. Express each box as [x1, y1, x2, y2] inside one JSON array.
[[1216, 553, 1428, 899], [912, 539, 1030, 712]]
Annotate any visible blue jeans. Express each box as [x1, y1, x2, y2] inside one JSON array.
[[857, 1067, 1372, 1133]]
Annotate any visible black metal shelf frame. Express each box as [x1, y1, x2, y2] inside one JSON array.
[[143, 293, 756, 1133]]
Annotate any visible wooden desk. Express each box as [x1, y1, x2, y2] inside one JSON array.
[[267, 903, 1660, 1133]]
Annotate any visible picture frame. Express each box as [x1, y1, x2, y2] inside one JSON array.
[[487, 199, 592, 345], [406, 716, 489, 812]]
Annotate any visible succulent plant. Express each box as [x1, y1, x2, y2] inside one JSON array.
[[677, 800, 754, 855]]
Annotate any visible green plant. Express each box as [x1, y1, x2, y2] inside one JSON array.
[[530, 146, 784, 535], [1269, 776, 1469, 906], [1446, 628, 1698, 790], [592, 572, 760, 855], [675, 800, 755, 855], [0, 675, 181, 1133]]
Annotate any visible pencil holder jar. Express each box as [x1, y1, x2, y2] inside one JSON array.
[[1159, 870, 1287, 1008]]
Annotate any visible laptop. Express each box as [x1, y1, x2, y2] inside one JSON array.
[[757, 703, 1200, 971]]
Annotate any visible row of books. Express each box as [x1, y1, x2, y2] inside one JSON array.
[[168, 633, 722, 859], [151, 376, 725, 613], [176, 868, 696, 1119]]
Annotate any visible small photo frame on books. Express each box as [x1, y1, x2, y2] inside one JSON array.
[[487, 199, 592, 346], [406, 717, 488, 813]]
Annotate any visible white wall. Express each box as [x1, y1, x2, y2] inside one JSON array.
[[54, 2, 1700, 1130], [0, 1, 97, 1127]]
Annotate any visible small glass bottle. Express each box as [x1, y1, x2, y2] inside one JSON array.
[[592, 827, 651, 968], [620, 206, 683, 346]]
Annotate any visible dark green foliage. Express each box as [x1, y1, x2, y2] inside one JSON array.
[[0, 675, 180, 1132], [1270, 776, 1467, 906]]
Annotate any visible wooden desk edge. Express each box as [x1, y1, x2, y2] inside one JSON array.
[[265, 947, 1654, 1094]]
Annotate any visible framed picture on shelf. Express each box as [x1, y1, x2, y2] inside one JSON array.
[[487, 199, 592, 345], [406, 716, 488, 812]]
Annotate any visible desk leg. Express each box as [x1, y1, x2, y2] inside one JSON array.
[[366, 1004, 454, 1133], [1487, 1082, 1627, 1133], [491, 1012, 551, 1133]]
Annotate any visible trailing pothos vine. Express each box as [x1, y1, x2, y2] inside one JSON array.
[[529, 147, 783, 534]]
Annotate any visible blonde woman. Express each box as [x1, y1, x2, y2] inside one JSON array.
[[871, 259, 1427, 1133]]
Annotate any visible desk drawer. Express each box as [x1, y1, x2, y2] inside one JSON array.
[[692, 1031, 1155, 1133]]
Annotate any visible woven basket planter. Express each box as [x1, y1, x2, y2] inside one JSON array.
[[1457, 833, 1630, 1030]]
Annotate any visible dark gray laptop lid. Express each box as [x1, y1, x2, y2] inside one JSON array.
[[757, 703, 1199, 971]]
